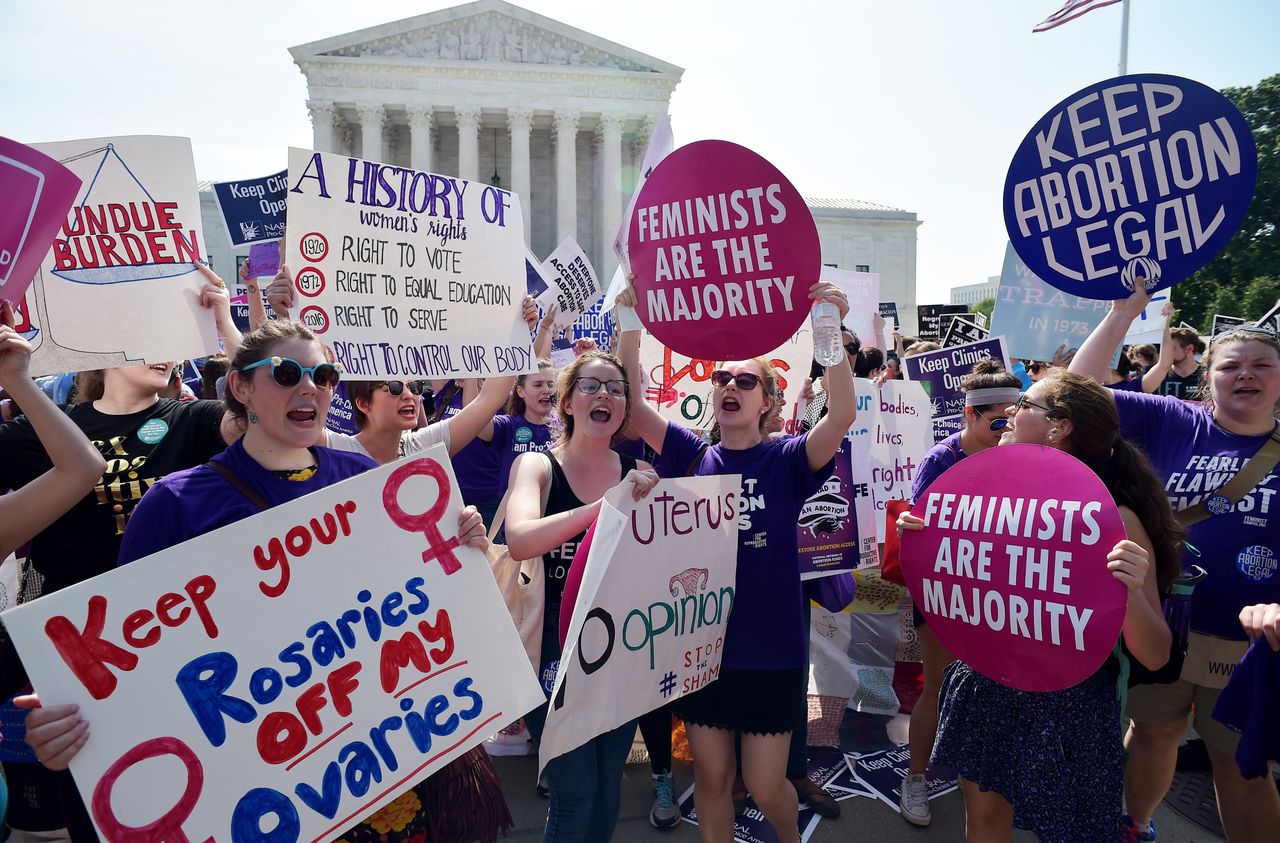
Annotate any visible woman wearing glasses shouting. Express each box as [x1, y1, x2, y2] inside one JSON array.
[[616, 279, 855, 843], [504, 352, 659, 842]]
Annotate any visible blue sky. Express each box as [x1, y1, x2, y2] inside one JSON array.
[[3, 0, 1275, 302]]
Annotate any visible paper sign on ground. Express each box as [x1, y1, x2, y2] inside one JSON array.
[[23, 135, 219, 376], [639, 327, 814, 434], [680, 785, 820, 843], [285, 147, 533, 380], [628, 140, 820, 360], [847, 379, 934, 542], [211, 169, 288, 247], [846, 747, 957, 811], [798, 438, 860, 580], [2, 446, 543, 842], [1004, 73, 1258, 300], [990, 241, 1111, 362], [0, 136, 81, 305], [539, 475, 740, 771], [900, 444, 1128, 692], [821, 267, 879, 348], [536, 238, 602, 331]]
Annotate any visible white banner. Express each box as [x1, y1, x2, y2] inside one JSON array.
[[537, 238, 602, 331], [22, 135, 218, 376], [284, 147, 534, 380], [539, 475, 741, 772], [819, 267, 879, 350], [848, 379, 934, 542], [2, 446, 543, 843]]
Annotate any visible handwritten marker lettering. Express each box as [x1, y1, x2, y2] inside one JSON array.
[[383, 458, 462, 575]]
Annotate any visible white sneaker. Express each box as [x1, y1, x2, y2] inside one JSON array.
[[899, 773, 932, 826]]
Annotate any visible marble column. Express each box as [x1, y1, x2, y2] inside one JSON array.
[[307, 100, 335, 152], [554, 110, 580, 245], [507, 108, 534, 244], [357, 104, 385, 162], [407, 105, 433, 173], [597, 113, 626, 277], [455, 105, 482, 182]]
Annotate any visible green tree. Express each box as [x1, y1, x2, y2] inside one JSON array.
[[1179, 74, 1280, 329], [973, 296, 996, 326]]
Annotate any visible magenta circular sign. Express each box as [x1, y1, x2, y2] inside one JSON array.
[[900, 444, 1128, 692], [626, 140, 820, 361]]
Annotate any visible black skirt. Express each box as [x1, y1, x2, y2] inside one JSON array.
[[673, 667, 805, 736]]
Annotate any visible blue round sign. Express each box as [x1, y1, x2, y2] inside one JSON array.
[[1004, 74, 1257, 300]]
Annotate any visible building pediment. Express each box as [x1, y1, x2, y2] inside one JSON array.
[[291, 0, 682, 76]]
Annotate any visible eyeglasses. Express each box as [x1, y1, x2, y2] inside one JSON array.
[[382, 381, 426, 396], [573, 376, 627, 397], [1013, 394, 1053, 414], [710, 370, 762, 390], [239, 356, 342, 389]]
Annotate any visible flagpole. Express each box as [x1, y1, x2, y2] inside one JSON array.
[[1119, 0, 1131, 74]]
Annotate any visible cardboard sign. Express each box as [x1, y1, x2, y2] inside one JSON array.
[[638, 327, 814, 434], [847, 379, 934, 542], [900, 444, 1128, 691], [1211, 313, 1246, 337], [797, 438, 860, 579], [0, 136, 81, 305], [613, 112, 674, 274], [212, 169, 288, 247], [916, 303, 967, 341], [1, 446, 543, 842], [680, 785, 820, 843], [820, 267, 879, 348], [285, 147, 533, 380], [24, 135, 219, 377], [990, 241, 1110, 362], [539, 475, 740, 770], [536, 238, 602, 331], [846, 747, 957, 811], [942, 316, 989, 348], [1004, 73, 1258, 299], [902, 337, 1012, 420], [628, 140, 820, 360]]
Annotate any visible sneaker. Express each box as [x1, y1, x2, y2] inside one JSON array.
[[899, 774, 931, 827], [649, 771, 680, 829], [790, 777, 840, 819], [1122, 815, 1157, 841]]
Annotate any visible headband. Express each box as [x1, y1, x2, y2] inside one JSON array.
[[965, 387, 1022, 407]]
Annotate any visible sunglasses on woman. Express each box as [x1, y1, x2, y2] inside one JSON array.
[[573, 376, 628, 397], [710, 370, 762, 390], [1013, 394, 1052, 413], [382, 381, 426, 396], [239, 356, 342, 389]]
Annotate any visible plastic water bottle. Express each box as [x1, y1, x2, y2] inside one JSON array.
[[811, 301, 843, 366]]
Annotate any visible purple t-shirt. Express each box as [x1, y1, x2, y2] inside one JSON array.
[[656, 423, 833, 670], [1107, 379, 1144, 392], [438, 389, 501, 503], [910, 431, 967, 504], [1211, 639, 1280, 780], [489, 414, 552, 498], [1115, 390, 1280, 639], [118, 439, 376, 565]]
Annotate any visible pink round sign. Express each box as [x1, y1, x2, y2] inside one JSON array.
[[627, 140, 819, 361], [900, 444, 1128, 692]]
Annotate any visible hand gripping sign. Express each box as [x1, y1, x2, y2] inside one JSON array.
[[2, 444, 543, 843], [627, 140, 820, 360], [1003, 73, 1257, 299], [900, 445, 1128, 692]]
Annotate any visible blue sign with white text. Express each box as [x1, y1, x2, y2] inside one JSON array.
[[212, 169, 288, 247], [1004, 74, 1256, 300], [989, 242, 1110, 362]]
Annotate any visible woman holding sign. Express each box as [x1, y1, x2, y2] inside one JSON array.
[[20, 319, 496, 843], [618, 279, 854, 843], [899, 371, 1179, 843], [1071, 294, 1280, 843]]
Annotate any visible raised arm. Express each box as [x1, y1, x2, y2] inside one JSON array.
[[1112, 508, 1172, 671], [0, 302, 106, 559], [533, 303, 558, 361], [504, 451, 600, 560], [195, 262, 242, 357], [1140, 304, 1176, 393], [805, 282, 855, 472], [444, 375, 515, 455], [617, 320, 670, 453], [1068, 289, 1150, 384], [242, 259, 271, 331]]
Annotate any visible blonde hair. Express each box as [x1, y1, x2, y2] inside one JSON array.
[[554, 352, 631, 443], [1195, 329, 1280, 412]]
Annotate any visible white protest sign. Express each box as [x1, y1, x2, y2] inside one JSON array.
[[285, 147, 534, 380], [2, 446, 543, 842], [613, 113, 674, 276], [537, 238, 602, 331], [22, 135, 219, 377], [1124, 291, 1171, 346], [820, 267, 879, 349], [638, 327, 814, 433], [847, 379, 933, 542], [540, 475, 740, 771], [847, 433, 879, 568]]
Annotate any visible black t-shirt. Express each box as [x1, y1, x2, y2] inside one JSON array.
[[1155, 365, 1204, 399], [0, 398, 226, 598]]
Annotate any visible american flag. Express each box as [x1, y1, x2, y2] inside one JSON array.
[[1033, 0, 1123, 32]]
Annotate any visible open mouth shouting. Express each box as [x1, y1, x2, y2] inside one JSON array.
[[720, 395, 742, 415], [286, 406, 319, 428], [588, 405, 613, 425], [397, 403, 419, 421]]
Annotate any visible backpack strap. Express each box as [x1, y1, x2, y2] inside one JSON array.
[[428, 380, 461, 425], [207, 460, 271, 512], [1175, 426, 1280, 528]]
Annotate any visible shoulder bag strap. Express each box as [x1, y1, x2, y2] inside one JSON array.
[[1176, 427, 1280, 528], [207, 460, 271, 512], [428, 380, 461, 425], [683, 445, 709, 478], [487, 451, 553, 543]]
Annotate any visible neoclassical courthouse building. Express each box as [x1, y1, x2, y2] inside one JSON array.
[[202, 0, 921, 332]]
